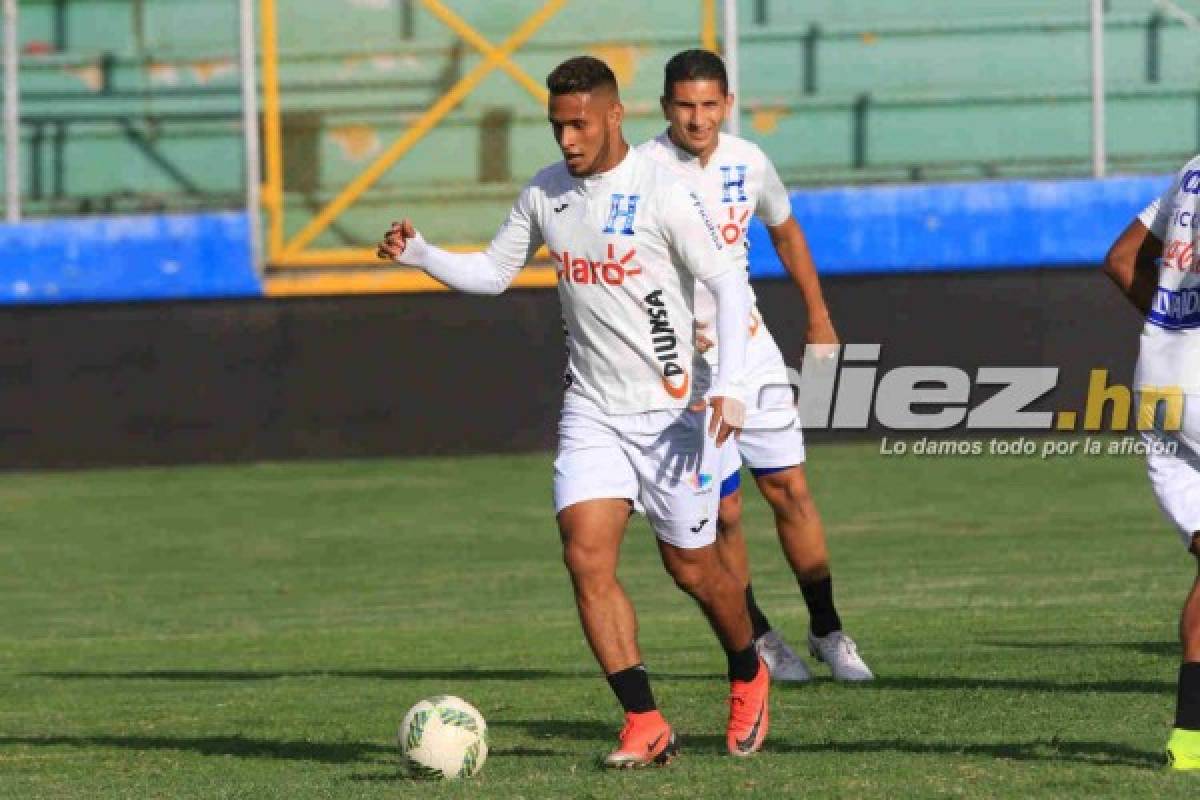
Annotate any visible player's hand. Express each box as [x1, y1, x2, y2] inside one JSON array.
[[376, 219, 417, 262], [708, 395, 745, 446], [694, 320, 714, 355], [805, 315, 840, 361]]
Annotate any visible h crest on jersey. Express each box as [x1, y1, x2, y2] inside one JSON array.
[[603, 194, 641, 235], [720, 165, 748, 204]]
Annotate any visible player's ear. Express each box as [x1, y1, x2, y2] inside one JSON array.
[[659, 94, 669, 120], [609, 99, 625, 128]]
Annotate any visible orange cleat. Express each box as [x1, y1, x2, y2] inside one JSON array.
[[726, 657, 769, 757], [603, 710, 679, 769]]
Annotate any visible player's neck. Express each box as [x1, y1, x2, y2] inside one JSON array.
[[590, 138, 630, 176], [667, 127, 718, 167]]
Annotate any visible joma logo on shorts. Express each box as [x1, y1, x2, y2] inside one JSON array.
[[552, 245, 642, 286], [643, 289, 689, 399]]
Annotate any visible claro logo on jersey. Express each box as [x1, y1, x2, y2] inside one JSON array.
[[643, 289, 689, 399], [552, 244, 641, 285], [1158, 238, 1200, 274], [722, 206, 750, 245]]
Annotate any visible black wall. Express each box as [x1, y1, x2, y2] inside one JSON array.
[[0, 267, 1142, 469]]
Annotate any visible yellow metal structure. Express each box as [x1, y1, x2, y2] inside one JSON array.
[[701, 0, 718, 53], [259, 0, 712, 295]]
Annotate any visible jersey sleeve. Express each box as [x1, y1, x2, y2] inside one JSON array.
[[754, 149, 793, 228], [486, 183, 545, 274], [1138, 176, 1178, 240], [661, 180, 736, 282]]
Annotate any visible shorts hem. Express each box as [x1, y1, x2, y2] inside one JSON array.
[[554, 489, 635, 515]]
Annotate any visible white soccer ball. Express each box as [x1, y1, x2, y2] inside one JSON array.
[[398, 695, 488, 779]]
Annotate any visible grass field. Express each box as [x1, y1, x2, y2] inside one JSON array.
[[1, 441, 1198, 798]]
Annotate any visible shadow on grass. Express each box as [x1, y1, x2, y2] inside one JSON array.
[[979, 639, 1178, 658], [24, 668, 734, 684], [25, 670, 1175, 695], [866, 676, 1173, 695], [767, 737, 1164, 770], [0, 733, 566, 777], [348, 747, 564, 783], [24, 668, 568, 682], [0, 734, 391, 764], [491, 721, 1164, 769]]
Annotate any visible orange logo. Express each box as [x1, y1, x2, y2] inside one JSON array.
[[721, 206, 750, 245], [662, 371, 691, 399], [552, 244, 641, 285]]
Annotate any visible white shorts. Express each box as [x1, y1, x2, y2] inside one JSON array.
[[1141, 391, 1200, 550], [553, 392, 720, 549], [707, 329, 807, 493]]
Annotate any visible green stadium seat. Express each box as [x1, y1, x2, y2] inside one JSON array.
[[9, 0, 1200, 252]]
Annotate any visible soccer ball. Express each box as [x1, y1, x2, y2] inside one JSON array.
[[398, 695, 488, 779]]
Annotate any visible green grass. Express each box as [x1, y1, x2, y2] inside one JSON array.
[[0, 442, 1197, 798]]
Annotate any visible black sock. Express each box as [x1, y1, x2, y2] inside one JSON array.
[[745, 584, 772, 640], [800, 575, 842, 638], [1176, 662, 1200, 730], [606, 664, 656, 714], [726, 643, 760, 683]]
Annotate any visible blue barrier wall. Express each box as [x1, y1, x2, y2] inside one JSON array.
[[0, 175, 1174, 305], [746, 174, 1174, 278], [0, 212, 261, 305]]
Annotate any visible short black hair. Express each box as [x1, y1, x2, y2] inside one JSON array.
[[663, 49, 728, 98], [546, 56, 619, 96]]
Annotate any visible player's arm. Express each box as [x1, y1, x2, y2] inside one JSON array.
[[766, 218, 837, 347], [1102, 219, 1161, 317], [376, 188, 542, 295], [757, 152, 838, 349], [665, 185, 750, 445]]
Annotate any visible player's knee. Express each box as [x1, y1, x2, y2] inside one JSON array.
[[717, 491, 743, 536], [762, 470, 816, 519], [663, 551, 709, 596], [561, 539, 614, 586]]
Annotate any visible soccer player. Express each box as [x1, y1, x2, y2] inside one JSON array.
[[638, 49, 874, 682], [1103, 158, 1200, 770], [377, 56, 771, 766]]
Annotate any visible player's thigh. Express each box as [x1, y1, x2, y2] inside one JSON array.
[[656, 536, 723, 592], [629, 408, 720, 550], [553, 400, 639, 515], [1143, 393, 1200, 551], [557, 498, 633, 580]]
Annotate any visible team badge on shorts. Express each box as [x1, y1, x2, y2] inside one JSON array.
[[688, 472, 714, 493]]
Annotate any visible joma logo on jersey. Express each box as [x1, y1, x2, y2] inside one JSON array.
[[603, 194, 640, 235], [551, 245, 642, 285], [720, 165, 748, 203], [643, 289, 689, 399]]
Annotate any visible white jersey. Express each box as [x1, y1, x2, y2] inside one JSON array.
[[1137, 155, 1200, 393], [487, 147, 734, 414], [637, 131, 792, 352]]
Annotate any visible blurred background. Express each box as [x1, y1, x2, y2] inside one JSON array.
[[0, 0, 1192, 466]]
